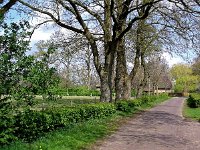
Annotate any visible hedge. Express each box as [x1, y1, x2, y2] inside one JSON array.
[[116, 94, 169, 113], [187, 93, 200, 108], [1, 94, 169, 145], [13, 103, 116, 142]]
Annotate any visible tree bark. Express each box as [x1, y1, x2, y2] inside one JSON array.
[[103, 0, 115, 102], [100, 72, 110, 102], [0, 0, 18, 17], [122, 76, 132, 99], [115, 38, 127, 101], [136, 48, 147, 98]]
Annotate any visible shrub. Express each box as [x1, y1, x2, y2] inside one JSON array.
[[0, 101, 17, 146], [131, 89, 136, 97], [116, 100, 131, 112], [14, 109, 52, 142], [128, 99, 142, 107], [115, 94, 169, 113], [187, 94, 200, 108], [14, 103, 116, 142], [116, 98, 145, 113]]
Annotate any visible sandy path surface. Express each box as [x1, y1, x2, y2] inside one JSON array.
[[94, 97, 200, 150]]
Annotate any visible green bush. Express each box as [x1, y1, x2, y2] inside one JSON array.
[[0, 101, 17, 146], [128, 99, 142, 107], [131, 89, 136, 97], [2, 93, 168, 145], [14, 109, 53, 142], [116, 99, 144, 112], [116, 100, 131, 112], [14, 103, 116, 142], [187, 94, 200, 108], [115, 94, 169, 113]]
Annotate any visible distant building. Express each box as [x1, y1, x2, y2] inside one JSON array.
[[144, 75, 173, 94]]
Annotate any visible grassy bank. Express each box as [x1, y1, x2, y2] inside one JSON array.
[[183, 102, 200, 121], [1, 95, 170, 150]]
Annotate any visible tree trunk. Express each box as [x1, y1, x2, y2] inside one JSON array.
[[103, 0, 114, 102], [99, 73, 110, 102], [137, 50, 148, 97], [122, 76, 132, 99], [136, 86, 143, 98], [115, 38, 132, 100], [115, 73, 123, 101], [156, 84, 158, 95], [85, 44, 91, 89], [115, 38, 127, 101]]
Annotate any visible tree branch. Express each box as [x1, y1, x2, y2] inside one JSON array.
[[117, 3, 153, 41], [68, 0, 102, 72], [19, 0, 84, 34], [0, 0, 18, 16], [72, 0, 106, 33]]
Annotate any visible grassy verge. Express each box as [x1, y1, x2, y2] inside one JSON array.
[[183, 102, 200, 121], [139, 96, 169, 110], [1, 96, 170, 150], [1, 115, 121, 150]]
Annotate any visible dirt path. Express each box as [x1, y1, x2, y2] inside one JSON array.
[[94, 97, 200, 150]]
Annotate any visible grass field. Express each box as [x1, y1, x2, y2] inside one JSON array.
[[34, 96, 100, 110], [0, 96, 170, 150], [35, 95, 100, 100], [183, 101, 200, 121]]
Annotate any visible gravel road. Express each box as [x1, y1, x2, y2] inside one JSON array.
[[94, 97, 200, 150]]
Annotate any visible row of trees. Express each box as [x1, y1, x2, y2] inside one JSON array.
[[1, 0, 200, 102]]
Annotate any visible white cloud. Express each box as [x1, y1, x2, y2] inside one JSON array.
[[162, 52, 185, 67], [28, 11, 56, 43], [31, 27, 53, 42]]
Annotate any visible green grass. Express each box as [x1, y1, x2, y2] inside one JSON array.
[[0, 115, 121, 150], [183, 102, 200, 121], [138, 96, 170, 110], [1, 96, 170, 150], [35, 95, 100, 100], [31, 96, 101, 110]]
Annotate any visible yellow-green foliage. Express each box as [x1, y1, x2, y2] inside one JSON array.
[[170, 64, 199, 93]]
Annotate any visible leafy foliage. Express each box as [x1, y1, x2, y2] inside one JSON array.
[[187, 93, 200, 108], [14, 103, 116, 142], [0, 21, 31, 98], [116, 94, 169, 113], [1, 91, 169, 146], [0, 101, 16, 145], [0, 22, 60, 146], [0, 21, 31, 145], [175, 75, 199, 93], [170, 64, 199, 93]]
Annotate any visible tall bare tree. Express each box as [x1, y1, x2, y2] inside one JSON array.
[[16, 0, 200, 101]]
